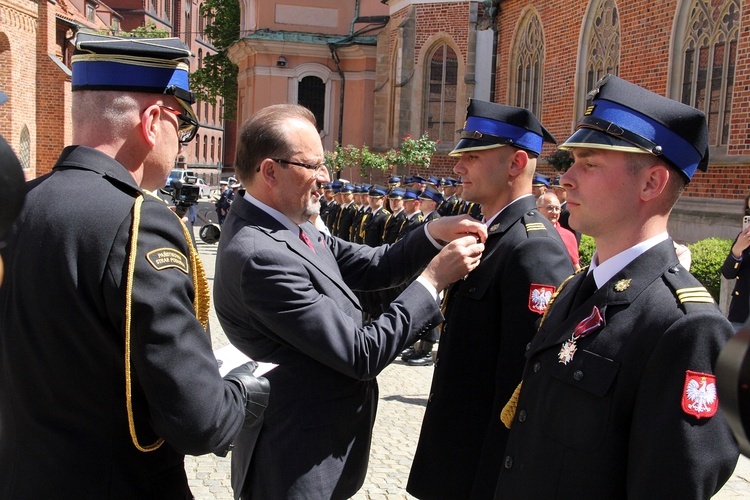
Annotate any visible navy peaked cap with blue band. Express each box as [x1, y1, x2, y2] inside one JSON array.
[[369, 185, 388, 198], [403, 187, 420, 200], [72, 33, 198, 125], [419, 185, 444, 204], [443, 177, 457, 187], [561, 74, 709, 181], [388, 176, 401, 185], [388, 187, 406, 199], [340, 183, 354, 193], [451, 99, 556, 157], [532, 174, 550, 187]]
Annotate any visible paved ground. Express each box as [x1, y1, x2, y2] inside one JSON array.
[[187, 224, 750, 499]]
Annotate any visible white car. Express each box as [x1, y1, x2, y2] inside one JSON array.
[[194, 178, 212, 198]]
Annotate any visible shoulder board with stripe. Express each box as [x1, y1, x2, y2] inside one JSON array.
[[662, 267, 717, 312], [525, 222, 547, 232], [675, 287, 715, 304]]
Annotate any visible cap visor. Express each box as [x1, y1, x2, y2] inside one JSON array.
[[449, 138, 505, 157], [560, 128, 650, 154]]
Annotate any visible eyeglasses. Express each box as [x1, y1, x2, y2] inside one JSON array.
[[271, 158, 328, 175], [159, 105, 199, 144], [541, 205, 562, 213]]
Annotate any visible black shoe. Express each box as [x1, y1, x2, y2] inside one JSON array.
[[401, 348, 421, 362], [407, 353, 433, 366], [401, 346, 415, 356]]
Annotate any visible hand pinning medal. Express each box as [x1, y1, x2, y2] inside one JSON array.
[[558, 305, 605, 365]]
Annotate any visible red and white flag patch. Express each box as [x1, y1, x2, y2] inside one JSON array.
[[681, 370, 718, 419], [528, 284, 555, 314]]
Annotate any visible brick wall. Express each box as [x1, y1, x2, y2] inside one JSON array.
[[495, 0, 750, 201]]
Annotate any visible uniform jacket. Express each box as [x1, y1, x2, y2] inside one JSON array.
[[0, 146, 246, 499], [408, 195, 574, 499], [363, 207, 391, 247], [214, 195, 444, 499], [382, 210, 406, 244], [496, 239, 739, 499], [721, 237, 750, 324], [334, 202, 358, 241], [438, 195, 459, 217], [323, 201, 340, 231], [398, 212, 424, 241]]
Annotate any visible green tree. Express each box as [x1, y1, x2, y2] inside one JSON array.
[[190, 0, 240, 120], [100, 22, 170, 38]]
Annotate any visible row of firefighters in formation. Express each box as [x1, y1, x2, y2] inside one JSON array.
[[319, 176, 482, 247]]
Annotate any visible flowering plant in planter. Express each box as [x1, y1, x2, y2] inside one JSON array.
[[399, 132, 438, 169]]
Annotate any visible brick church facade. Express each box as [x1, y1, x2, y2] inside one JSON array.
[[2, 0, 747, 240]]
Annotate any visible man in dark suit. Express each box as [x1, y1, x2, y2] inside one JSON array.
[[213, 103, 487, 499], [407, 100, 574, 499], [496, 75, 738, 498], [0, 34, 268, 498]]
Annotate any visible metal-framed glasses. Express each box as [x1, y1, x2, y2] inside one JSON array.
[[541, 205, 562, 213], [159, 105, 199, 144], [271, 158, 328, 175]]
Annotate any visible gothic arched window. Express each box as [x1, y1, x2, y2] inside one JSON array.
[[577, 0, 620, 116], [424, 43, 457, 143], [510, 11, 544, 118], [678, 0, 739, 146]]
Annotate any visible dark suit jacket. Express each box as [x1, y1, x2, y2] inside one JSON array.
[[407, 196, 574, 499], [0, 146, 246, 499], [496, 240, 738, 499], [214, 195, 444, 499], [721, 236, 750, 323]]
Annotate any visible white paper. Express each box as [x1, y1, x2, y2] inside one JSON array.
[[215, 343, 277, 377]]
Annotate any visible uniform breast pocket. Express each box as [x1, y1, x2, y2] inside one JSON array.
[[541, 349, 620, 451]]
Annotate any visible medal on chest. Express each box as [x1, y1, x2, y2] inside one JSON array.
[[558, 305, 605, 365]]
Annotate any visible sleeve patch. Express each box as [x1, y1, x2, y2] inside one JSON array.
[[682, 370, 718, 419], [529, 284, 556, 314], [146, 247, 189, 274]]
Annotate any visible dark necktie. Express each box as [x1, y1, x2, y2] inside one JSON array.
[[299, 228, 316, 253], [570, 271, 597, 310]]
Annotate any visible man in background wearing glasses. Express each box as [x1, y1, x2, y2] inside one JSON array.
[[536, 191, 581, 271], [0, 33, 269, 498], [214, 103, 488, 499]]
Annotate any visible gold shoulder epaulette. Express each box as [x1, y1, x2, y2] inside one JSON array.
[[525, 222, 547, 232], [675, 287, 715, 304]]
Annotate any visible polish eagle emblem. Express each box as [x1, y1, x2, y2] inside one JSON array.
[[528, 284, 555, 314], [681, 371, 718, 419]]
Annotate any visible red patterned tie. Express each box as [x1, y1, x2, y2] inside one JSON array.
[[299, 228, 316, 253]]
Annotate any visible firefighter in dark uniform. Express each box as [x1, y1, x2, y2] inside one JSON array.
[[353, 185, 371, 244], [438, 177, 460, 216], [495, 75, 738, 498], [382, 187, 407, 244], [318, 182, 334, 226], [324, 181, 342, 231], [333, 182, 358, 241], [397, 187, 424, 241], [0, 34, 269, 498], [363, 185, 391, 247], [418, 185, 443, 223], [407, 100, 574, 499]]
